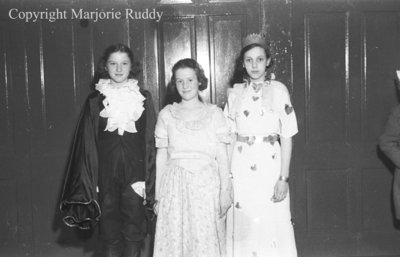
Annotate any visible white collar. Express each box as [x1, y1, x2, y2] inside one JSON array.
[[95, 79, 146, 135]]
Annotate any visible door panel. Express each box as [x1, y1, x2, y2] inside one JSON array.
[[306, 12, 348, 143], [209, 15, 245, 106], [157, 16, 195, 100], [363, 11, 400, 140]]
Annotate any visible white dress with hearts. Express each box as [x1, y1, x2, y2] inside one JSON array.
[[224, 80, 298, 257]]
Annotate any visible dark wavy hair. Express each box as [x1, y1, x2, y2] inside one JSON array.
[[163, 58, 208, 106], [91, 43, 141, 87], [230, 43, 274, 86]]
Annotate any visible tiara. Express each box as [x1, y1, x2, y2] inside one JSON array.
[[243, 33, 267, 48]]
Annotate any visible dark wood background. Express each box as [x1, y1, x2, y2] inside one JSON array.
[[1, 0, 400, 256]]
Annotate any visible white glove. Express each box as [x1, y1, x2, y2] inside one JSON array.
[[131, 181, 146, 198]]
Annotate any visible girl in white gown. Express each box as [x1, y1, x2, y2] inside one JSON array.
[[154, 58, 233, 257], [225, 34, 298, 257]]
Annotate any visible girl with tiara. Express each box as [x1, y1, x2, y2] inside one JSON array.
[[225, 34, 298, 257]]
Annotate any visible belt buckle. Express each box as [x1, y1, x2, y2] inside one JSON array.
[[263, 135, 277, 145], [247, 136, 255, 146]]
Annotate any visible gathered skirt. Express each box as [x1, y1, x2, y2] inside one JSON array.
[[154, 157, 225, 257]]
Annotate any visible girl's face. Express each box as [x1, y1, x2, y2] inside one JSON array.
[[243, 46, 271, 82], [175, 68, 200, 102], [106, 51, 131, 85]]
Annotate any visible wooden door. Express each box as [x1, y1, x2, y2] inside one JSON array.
[[292, 0, 400, 256]]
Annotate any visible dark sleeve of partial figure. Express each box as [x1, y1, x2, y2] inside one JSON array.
[[59, 95, 101, 230], [143, 91, 157, 208], [379, 105, 400, 169]]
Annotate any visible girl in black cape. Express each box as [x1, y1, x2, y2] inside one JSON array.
[[60, 43, 156, 257]]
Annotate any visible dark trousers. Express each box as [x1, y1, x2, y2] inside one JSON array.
[[99, 180, 147, 244]]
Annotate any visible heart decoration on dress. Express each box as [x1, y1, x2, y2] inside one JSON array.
[[252, 96, 260, 101], [243, 110, 250, 117], [285, 104, 294, 115], [250, 164, 257, 171], [251, 82, 263, 93]]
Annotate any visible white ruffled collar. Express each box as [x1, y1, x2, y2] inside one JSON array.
[[95, 79, 145, 135]]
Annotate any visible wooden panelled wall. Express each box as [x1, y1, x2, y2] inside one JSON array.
[[292, 1, 400, 256], [0, 0, 260, 256], [1, 0, 400, 256]]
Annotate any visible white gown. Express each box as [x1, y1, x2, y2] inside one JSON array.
[[154, 103, 230, 257], [225, 80, 298, 257]]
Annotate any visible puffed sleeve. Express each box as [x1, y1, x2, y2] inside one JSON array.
[[273, 81, 298, 138], [224, 84, 245, 135], [213, 106, 231, 144], [155, 106, 169, 148]]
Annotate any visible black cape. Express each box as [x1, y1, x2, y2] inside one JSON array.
[[59, 90, 156, 230]]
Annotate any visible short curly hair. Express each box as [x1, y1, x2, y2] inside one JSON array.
[[94, 43, 141, 83], [164, 58, 208, 105]]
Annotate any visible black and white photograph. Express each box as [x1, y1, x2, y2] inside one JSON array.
[[1, 0, 400, 256]]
